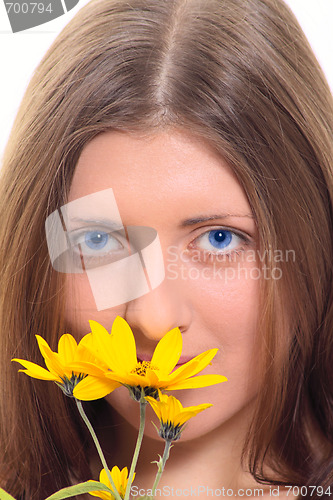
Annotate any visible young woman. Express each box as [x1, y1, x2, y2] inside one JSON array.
[[0, 0, 332, 498]]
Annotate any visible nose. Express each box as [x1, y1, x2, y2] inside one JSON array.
[[124, 278, 192, 342]]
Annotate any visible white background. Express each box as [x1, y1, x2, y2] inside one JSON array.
[[0, 0, 332, 160]]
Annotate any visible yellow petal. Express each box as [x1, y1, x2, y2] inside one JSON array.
[[76, 344, 104, 367], [158, 392, 169, 403], [167, 349, 219, 384], [119, 466, 129, 480], [151, 328, 182, 374], [35, 335, 53, 358], [78, 331, 95, 349], [146, 396, 162, 419], [58, 334, 78, 365], [104, 371, 150, 388], [88, 492, 111, 500], [166, 374, 227, 390], [109, 317, 137, 372], [175, 412, 193, 426], [73, 375, 121, 401], [12, 359, 61, 381], [36, 335, 66, 374], [147, 393, 179, 423], [36, 335, 65, 377], [176, 404, 213, 425], [110, 466, 121, 491], [78, 333, 103, 363], [164, 395, 180, 421], [160, 402, 170, 423], [144, 368, 160, 387], [99, 468, 112, 488], [187, 348, 219, 374], [182, 403, 213, 413], [99, 466, 130, 498], [171, 395, 183, 415], [68, 361, 107, 377], [89, 321, 114, 367], [87, 479, 112, 500]]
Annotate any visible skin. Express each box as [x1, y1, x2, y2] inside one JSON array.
[[64, 129, 269, 492]]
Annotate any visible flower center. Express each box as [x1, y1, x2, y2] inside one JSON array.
[[131, 360, 157, 376]]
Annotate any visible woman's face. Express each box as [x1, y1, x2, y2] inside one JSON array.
[[65, 129, 261, 441]]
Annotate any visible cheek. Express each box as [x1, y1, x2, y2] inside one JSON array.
[[64, 274, 127, 335], [190, 262, 261, 349], [184, 267, 261, 411], [209, 276, 260, 366]]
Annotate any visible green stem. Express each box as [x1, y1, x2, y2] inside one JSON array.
[[124, 394, 147, 500], [75, 398, 122, 500], [150, 440, 172, 499]]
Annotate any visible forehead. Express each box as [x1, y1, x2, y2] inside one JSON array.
[[69, 129, 251, 221]]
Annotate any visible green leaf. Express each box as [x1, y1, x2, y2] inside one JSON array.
[[0, 488, 17, 500], [44, 481, 112, 500], [151, 454, 163, 473]]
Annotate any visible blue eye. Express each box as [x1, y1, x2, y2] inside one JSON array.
[[208, 230, 232, 249], [69, 228, 125, 270], [85, 231, 109, 250], [80, 230, 124, 256], [194, 228, 246, 255]]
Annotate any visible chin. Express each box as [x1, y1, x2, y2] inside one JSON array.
[[105, 385, 250, 445]]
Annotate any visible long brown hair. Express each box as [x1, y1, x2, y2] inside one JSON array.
[[0, 0, 332, 497]]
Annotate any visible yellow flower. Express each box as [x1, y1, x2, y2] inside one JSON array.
[[88, 466, 134, 500], [146, 392, 212, 441], [73, 317, 227, 402], [12, 333, 118, 397]]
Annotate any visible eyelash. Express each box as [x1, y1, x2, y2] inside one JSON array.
[[188, 227, 252, 261], [68, 227, 129, 269]]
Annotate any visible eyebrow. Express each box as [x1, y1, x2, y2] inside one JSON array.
[[64, 217, 123, 230], [180, 214, 255, 226]]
